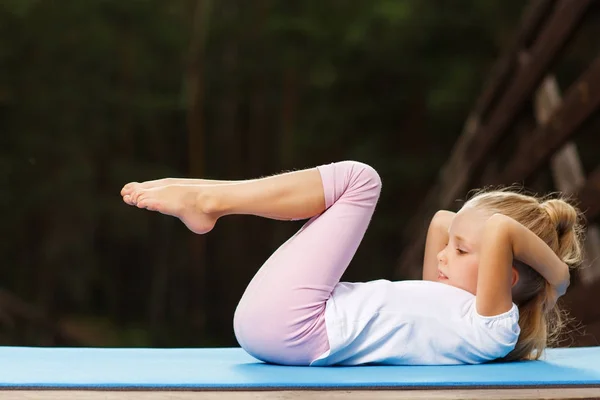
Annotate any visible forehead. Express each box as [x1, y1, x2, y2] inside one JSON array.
[[450, 206, 491, 239]]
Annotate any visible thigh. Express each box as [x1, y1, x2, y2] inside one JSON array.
[[234, 161, 382, 364]]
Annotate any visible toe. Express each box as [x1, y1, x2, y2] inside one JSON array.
[[145, 200, 160, 212], [137, 197, 159, 211], [130, 189, 144, 204], [136, 194, 150, 209], [123, 195, 133, 205], [121, 182, 139, 196]]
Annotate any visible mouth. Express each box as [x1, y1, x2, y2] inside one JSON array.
[[437, 269, 449, 280]]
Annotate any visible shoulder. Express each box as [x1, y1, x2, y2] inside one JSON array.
[[469, 302, 520, 332], [465, 302, 521, 359]]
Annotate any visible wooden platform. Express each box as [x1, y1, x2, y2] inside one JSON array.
[[2, 387, 600, 399]]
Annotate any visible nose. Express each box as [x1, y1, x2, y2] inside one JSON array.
[[437, 247, 447, 265]]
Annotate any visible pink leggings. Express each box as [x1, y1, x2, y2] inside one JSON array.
[[233, 161, 382, 365]]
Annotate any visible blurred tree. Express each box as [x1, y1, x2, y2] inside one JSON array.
[[183, 0, 212, 343], [0, 0, 544, 346]]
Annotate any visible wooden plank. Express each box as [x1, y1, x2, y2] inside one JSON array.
[[498, 55, 600, 184], [439, 0, 556, 202], [395, 0, 592, 277], [532, 75, 600, 285], [442, 0, 555, 190], [576, 168, 600, 282], [440, 0, 592, 209], [474, 0, 555, 119], [549, 143, 586, 193], [581, 226, 600, 284], [577, 167, 600, 222], [1, 388, 600, 400], [395, 1, 554, 277]]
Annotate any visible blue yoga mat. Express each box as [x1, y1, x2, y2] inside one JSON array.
[[0, 346, 599, 389]]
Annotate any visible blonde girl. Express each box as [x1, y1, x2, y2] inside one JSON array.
[[121, 160, 580, 365]]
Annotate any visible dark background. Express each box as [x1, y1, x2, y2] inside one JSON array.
[[1, 0, 598, 348]]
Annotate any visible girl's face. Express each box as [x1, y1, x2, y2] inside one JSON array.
[[436, 205, 491, 295]]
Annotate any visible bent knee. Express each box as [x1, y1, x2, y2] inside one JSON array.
[[233, 308, 294, 364], [233, 302, 328, 365], [341, 160, 383, 200]]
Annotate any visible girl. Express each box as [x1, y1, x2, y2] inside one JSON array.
[[121, 160, 580, 366]]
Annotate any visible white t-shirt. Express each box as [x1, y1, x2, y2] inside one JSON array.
[[310, 280, 520, 366]]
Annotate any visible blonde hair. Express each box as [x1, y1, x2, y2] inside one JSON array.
[[464, 187, 585, 361]]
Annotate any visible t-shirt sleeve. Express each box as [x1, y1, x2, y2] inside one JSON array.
[[468, 302, 521, 360]]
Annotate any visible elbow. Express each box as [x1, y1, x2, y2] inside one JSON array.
[[481, 214, 516, 266], [431, 210, 455, 230], [484, 214, 514, 243]]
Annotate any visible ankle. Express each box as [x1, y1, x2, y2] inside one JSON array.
[[197, 186, 226, 217]]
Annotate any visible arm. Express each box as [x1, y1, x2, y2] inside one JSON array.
[[476, 214, 570, 316], [423, 210, 455, 281]]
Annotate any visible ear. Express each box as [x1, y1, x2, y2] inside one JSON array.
[[510, 265, 520, 288]]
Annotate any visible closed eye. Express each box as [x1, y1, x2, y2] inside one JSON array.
[[456, 248, 467, 255]]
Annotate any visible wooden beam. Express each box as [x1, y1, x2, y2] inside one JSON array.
[[474, 0, 555, 119], [497, 55, 600, 184], [437, 0, 557, 200], [394, 0, 592, 278], [578, 167, 600, 222], [394, 1, 554, 278], [440, 0, 592, 209], [1, 388, 600, 400], [531, 74, 600, 285]]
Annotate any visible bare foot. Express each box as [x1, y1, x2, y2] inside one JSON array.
[[123, 184, 219, 234], [121, 178, 233, 201], [121, 178, 179, 199]]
